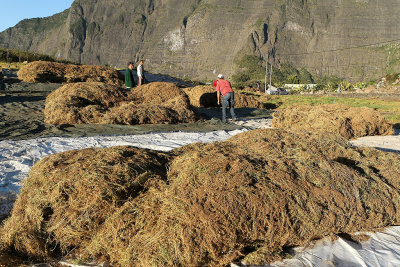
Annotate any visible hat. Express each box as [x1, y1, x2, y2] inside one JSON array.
[[217, 74, 224, 79]]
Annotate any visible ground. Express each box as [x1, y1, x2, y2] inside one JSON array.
[[1, 69, 400, 267]]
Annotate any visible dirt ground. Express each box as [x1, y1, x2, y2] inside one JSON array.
[[0, 74, 272, 141]]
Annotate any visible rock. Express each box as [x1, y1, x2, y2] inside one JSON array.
[[2, 0, 400, 81]]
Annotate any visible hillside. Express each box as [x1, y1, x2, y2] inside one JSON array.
[[1, 0, 400, 81]]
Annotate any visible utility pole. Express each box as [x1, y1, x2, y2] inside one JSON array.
[[265, 54, 268, 93], [270, 63, 272, 88], [6, 49, 10, 68]]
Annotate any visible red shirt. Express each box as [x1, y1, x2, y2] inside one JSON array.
[[216, 79, 233, 96], [213, 80, 218, 87]]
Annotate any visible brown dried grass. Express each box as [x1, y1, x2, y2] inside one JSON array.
[[2, 129, 400, 266], [128, 82, 188, 104], [181, 86, 268, 109], [103, 82, 197, 125], [0, 146, 170, 258], [86, 129, 400, 266], [44, 82, 126, 125], [235, 92, 267, 108], [272, 104, 394, 139], [182, 85, 217, 107], [44, 82, 197, 125], [17, 61, 123, 86]]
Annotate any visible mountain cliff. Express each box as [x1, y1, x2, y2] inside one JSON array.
[[1, 0, 400, 81]]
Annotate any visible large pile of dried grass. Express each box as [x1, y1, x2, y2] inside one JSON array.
[[272, 104, 394, 139], [0, 146, 170, 258], [44, 82, 197, 125], [182, 85, 217, 107], [181, 86, 268, 109], [2, 129, 400, 266], [44, 82, 126, 125], [17, 61, 123, 86], [235, 92, 267, 108]]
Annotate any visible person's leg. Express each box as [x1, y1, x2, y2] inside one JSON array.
[[229, 93, 236, 120], [222, 94, 228, 122]]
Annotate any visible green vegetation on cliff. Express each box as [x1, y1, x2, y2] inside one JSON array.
[[12, 9, 69, 33], [232, 55, 315, 87]]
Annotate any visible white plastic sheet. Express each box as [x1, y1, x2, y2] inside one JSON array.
[[264, 227, 400, 267]]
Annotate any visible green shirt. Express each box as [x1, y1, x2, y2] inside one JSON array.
[[125, 68, 135, 88]]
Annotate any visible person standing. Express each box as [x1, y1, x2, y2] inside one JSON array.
[[125, 62, 135, 89], [215, 74, 237, 123], [137, 60, 145, 86]]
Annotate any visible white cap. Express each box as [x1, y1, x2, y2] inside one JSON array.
[[217, 74, 224, 79]]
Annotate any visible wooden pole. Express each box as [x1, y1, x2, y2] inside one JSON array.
[[265, 54, 268, 93]]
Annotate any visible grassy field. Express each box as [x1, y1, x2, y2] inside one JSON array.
[[0, 61, 27, 70], [263, 94, 400, 126]]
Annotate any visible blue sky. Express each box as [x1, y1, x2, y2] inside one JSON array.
[[0, 0, 74, 32]]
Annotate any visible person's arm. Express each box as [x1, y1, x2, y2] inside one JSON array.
[[216, 83, 221, 105]]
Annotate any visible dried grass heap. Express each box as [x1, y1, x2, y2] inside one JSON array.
[[182, 85, 269, 109], [272, 104, 394, 139], [2, 129, 400, 266], [18, 61, 123, 86], [44, 82, 125, 125], [235, 92, 267, 108], [182, 85, 217, 107], [0, 146, 170, 257], [44, 82, 197, 125]]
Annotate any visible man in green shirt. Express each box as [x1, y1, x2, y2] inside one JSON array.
[[125, 62, 135, 89]]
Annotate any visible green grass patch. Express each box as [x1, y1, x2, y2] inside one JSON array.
[[261, 95, 400, 126]]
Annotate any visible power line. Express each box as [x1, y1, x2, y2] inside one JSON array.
[[280, 38, 400, 56]]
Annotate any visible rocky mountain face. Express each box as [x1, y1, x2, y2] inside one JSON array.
[[1, 0, 400, 81]]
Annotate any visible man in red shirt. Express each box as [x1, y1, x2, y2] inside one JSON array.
[[215, 74, 237, 123]]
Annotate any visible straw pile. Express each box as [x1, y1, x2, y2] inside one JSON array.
[[181, 86, 268, 109], [0, 146, 170, 257], [18, 61, 123, 86], [182, 85, 217, 107], [44, 82, 197, 125], [2, 129, 400, 266], [44, 82, 126, 125], [102, 82, 197, 125], [272, 104, 394, 139], [235, 92, 267, 108]]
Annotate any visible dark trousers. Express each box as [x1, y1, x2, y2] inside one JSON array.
[[222, 92, 236, 122]]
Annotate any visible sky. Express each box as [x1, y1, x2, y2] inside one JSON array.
[[0, 0, 74, 32]]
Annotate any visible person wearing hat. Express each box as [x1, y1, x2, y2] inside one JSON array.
[[215, 74, 237, 123]]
